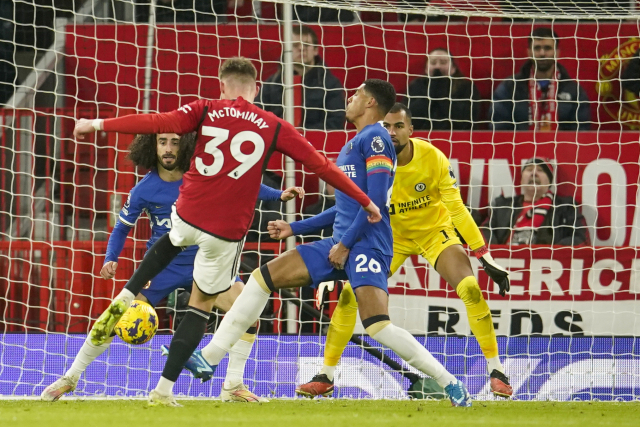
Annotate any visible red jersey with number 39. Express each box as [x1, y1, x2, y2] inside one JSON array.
[[102, 97, 371, 241]]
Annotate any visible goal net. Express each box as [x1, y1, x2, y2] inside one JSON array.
[[1, 0, 639, 401]]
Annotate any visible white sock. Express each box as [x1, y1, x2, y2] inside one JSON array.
[[224, 338, 254, 389], [370, 323, 457, 388], [116, 289, 135, 307], [201, 275, 269, 365], [487, 356, 504, 374], [155, 376, 175, 396], [320, 365, 336, 381], [65, 336, 115, 378]]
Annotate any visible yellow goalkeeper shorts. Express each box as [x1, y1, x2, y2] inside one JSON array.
[[390, 224, 462, 275]]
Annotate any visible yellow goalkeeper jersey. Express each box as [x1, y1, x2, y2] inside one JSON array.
[[389, 137, 485, 250]]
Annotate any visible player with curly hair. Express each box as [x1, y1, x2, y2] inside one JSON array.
[[41, 131, 304, 403]]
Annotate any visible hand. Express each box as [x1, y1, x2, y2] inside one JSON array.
[[100, 261, 118, 280], [267, 220, 293, 240], [475, 247, 510, 297], [315, 281, 335, 310], [363, 201, 381, 223], [280, 186, 305, 202], [74, 118, 101, 140], [328, 242, 350, 270]]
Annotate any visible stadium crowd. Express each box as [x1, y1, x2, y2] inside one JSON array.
[[249, 25, 593, 131], [5, 1, 634, 132]]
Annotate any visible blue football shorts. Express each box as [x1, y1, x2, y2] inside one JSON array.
[[296, 237, 391, 293]]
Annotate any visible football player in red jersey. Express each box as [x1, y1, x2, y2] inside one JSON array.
[[73, 57, 380, 406]]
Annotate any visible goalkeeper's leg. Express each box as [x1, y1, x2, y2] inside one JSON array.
[[435, 244, 512, 397], [296, 283, 358, 398]]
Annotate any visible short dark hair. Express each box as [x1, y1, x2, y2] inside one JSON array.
[[363, 79, 396, 116], [293, 25, 318, 45], [387, 102, 412, 123], [219, 57, 257, 83], [127, 132, 197, 172], [528, 27, 559, 48]]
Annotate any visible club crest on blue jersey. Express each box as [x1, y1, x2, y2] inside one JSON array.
[[371, 136, 385, 153]]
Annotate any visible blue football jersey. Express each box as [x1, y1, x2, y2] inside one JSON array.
[[119, 169, 197, 264], [333, 122, 395, 256]]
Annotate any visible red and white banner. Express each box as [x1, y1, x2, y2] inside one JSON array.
[[298, 130, 640, 247], [376, 246, 640, 336]]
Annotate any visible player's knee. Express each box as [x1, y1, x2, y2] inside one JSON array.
[[151, 233, 182, 261], [362, 314, 391, 338], [251, 267, 274, 293], [456, 276, 483, 306]]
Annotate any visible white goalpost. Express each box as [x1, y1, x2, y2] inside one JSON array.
[[1, 0, 640, 401]]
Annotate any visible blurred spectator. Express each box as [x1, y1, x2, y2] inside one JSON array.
[[490, 27, 590, 131], [134, 0, 237, 23], [479, 158, 588, 246], [404, 48, 480, 131], [0, 1, 15, 105], [256, 25, 345, 130], [621, 46, 640, 96], [291, 3, 355, 23]]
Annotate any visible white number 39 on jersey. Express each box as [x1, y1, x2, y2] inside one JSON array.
[[196, 125, 265, 179]]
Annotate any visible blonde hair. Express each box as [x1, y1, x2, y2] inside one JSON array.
[[219, 57, 257, 84]]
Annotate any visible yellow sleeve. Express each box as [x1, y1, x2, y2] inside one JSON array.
[[437, 152, 486, 251]]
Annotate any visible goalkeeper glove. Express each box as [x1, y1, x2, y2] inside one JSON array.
[[475, 246, 510, 297], [315, 281, 335, 310]]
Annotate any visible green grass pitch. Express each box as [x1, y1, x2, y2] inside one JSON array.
[[1, 400, 639, 427]]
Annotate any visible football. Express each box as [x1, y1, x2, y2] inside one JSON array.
[[114, 300, 158, 345]]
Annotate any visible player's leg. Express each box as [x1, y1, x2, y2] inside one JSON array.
[[296, 252, 410, 398], [90, 209, 186, 345], [210, 279, 266, 402], [356, 285, 471, 407], [149, 223, 244, 406], [40, 293, 151, 401], [199, 238, 341, 370], [323, 251, 409, 377], [433, 243, 512, 397], [323, 283, 357, 378], [150, 281, 219, 407], [346, 246, 471, 407], [43, 258, 191, 402], [295, 282, 357, 398], [199, 249, 313, 368]]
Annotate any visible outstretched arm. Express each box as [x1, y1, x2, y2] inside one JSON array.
[[74, 100, 206, 138], [268, 206, 337, 241], [291, 206, 337, 235]]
